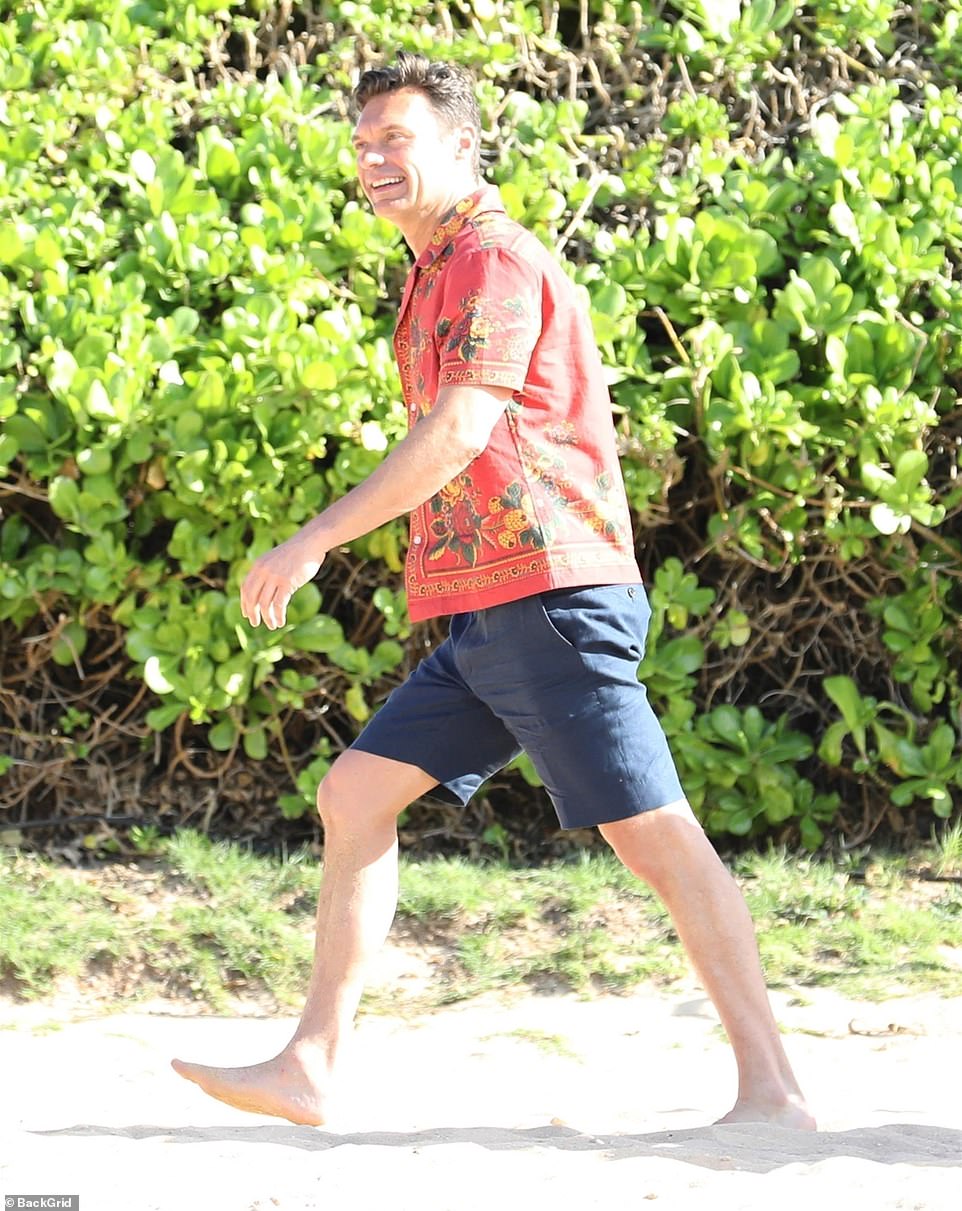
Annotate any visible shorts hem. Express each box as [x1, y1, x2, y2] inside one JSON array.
[[555, 793, 688, 830]]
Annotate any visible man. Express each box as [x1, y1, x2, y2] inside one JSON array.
[[172, 53, 815, 1131]]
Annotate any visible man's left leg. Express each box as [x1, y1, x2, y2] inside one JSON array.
[[600, 800, 816, 1129]]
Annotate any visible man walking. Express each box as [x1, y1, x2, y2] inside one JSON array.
[[172, 53, 815, 1131]]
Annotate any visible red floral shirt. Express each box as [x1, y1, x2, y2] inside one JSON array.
[[394, 185, 641, 621]]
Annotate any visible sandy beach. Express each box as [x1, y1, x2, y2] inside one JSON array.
[[2, 972, 960, 1211]]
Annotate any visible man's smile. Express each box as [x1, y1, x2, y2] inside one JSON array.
[[369, 175, 406, 195]]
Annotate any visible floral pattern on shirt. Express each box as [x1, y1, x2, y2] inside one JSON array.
[[428, 475, 548, 566], [427, 475, 490, 567], [393, 185, 641, 621], [425, 458, 626, 570], [436, 290, 534, 369]]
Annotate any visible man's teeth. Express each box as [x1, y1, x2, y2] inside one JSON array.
[[375, 178, 404, 189]]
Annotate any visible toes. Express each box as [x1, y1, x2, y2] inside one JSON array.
[[170, 1058, 202, 1081]]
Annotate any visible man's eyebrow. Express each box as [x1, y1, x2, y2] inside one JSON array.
[[351, 124, 411, 145]]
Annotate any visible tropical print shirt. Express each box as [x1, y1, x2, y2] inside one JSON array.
[[395, 184, 641, 621]]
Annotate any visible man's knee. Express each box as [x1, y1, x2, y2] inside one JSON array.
[[314, 748, 436, 833], [315, 755, 359, 832], [600, 799, 710, 885]]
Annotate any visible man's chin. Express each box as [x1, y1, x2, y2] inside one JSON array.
[[370, 195, 410, 223]]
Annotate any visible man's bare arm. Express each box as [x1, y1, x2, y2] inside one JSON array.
[[241, 382, 513, 628]]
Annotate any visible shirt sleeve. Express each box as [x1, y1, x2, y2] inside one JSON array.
[[435, 247, 543, 391]]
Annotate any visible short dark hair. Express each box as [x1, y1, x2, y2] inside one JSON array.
[[352, 52, 482, 176]]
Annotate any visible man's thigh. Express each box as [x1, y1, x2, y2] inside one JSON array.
[[318, 748, 441, 819], [349, 631, 521, 806]]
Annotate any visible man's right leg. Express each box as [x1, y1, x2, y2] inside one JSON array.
[[171, 749, 437, 1126]]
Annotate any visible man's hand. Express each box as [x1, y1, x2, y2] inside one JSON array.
[[237, 383, 510, 630], [240, 535, 324, 630]]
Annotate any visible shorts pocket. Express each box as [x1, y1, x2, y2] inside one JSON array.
[[538, 584, 649, 661], [537, 591, 578, 649]]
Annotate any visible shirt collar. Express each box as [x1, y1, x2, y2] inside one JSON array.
[[415, 184, 505, 269]]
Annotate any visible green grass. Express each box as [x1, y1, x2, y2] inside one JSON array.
[[736, 847, 962, 998], [0, 834, 320, 1010], [397, 850, 681, 1002], [932, 819, 962, 876], [0, 854, 123, 995], [1, 831, 960, 1012]]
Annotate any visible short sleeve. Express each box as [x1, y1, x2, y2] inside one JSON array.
[[435, 248, 542, 391]]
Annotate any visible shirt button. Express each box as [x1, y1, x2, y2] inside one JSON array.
[[413, 536, 423, 545]]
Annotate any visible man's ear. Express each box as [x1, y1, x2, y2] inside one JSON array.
[[453, 122, 478, 165]]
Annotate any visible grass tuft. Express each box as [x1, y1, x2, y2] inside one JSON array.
[[932, 820, 962, 877]]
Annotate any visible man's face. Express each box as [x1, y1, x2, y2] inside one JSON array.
[[352, 88, 474, 226]]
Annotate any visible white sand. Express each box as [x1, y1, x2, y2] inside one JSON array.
[[1, 980, 960, 1210]]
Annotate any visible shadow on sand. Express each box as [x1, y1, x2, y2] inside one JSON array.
[[33, 1121, 962, 1173]]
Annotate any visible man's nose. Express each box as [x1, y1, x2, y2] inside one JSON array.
[[360, 147, 385, 168]]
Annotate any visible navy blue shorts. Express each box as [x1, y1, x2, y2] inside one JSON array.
[[350, 583, 685, 829]]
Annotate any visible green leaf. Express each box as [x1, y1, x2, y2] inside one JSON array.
[[799, 816, 824, 850], [146, 702, 185, 731], [727, 810, 754, 836], [48, 477, 80, 521], [764, 786, 795, 824], [287, 615, 343, 653], [209, 717, 238, 751], [656, 636, 705, 677], [215, 655, 251, 699], [825, 333, 846, 375], [803, 256, 840, 298], [76, 447, 112, 476], [131, 149, 156, 184], [278, 793, 310, 820], [86, 379, 114, 420], [823, 676, 863, 733], [243, 726, 268, 760], [894, 449, 927, 488], [828, 200, 861, 248], [301, 362, 337, 391], [51, 622, 87, 667], [593, 282, 628, 318], [345, 683, 370, 723], [0, 226, 25, 265], [144, 655, 177, 695], [870, 502, 909, 535], [709, 705, 743, 747], [199, 130, 241, 183], [890, 781, 917, 807], [286, 583, 322, 625], [927, 723, 956, 768], [765, 735, 814, 763]]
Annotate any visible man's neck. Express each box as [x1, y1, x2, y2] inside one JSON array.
[[402, 181, 482, 258]]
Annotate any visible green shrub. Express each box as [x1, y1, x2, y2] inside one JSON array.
[[0, 0, 959, 852]]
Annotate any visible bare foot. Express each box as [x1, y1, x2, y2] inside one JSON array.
[[170, 1043, 332, 1126], [716, 1095, 817, 1131]]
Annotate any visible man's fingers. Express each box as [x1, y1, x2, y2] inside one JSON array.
[[241, 568, 266, 625], [242, 567, 285, 630], [241, 559, 308, 629], [265, 589, 283, 630], [260, 583, 293, 631], [244, 598, 263, 627]]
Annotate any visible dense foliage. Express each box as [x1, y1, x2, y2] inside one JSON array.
[[1, 0, 960, 856]]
